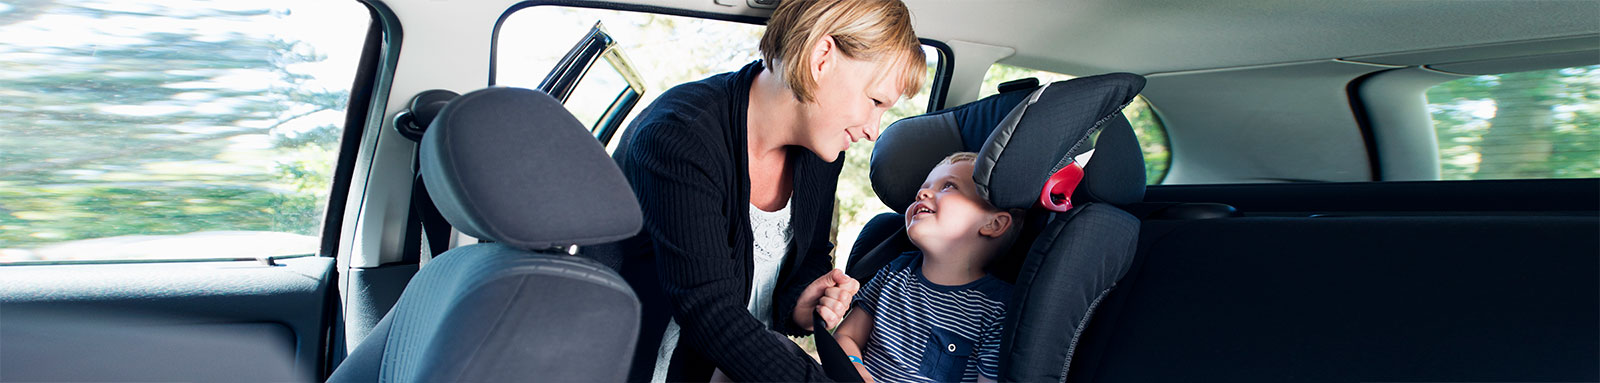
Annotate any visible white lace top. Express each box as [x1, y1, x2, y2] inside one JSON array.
[[745, 196, 795, 328], [651, 196, 794, 382]]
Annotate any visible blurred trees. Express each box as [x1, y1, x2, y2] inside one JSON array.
[[1427, 65, 1599, 180], [0, 0, 362, 256]]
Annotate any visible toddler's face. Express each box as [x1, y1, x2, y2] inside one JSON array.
[[905, 160, 997, 248]]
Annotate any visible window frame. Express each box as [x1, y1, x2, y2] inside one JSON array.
[[323, 0, 403, 259]]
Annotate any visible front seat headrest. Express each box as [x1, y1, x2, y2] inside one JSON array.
[[420, 87, 642, 250]]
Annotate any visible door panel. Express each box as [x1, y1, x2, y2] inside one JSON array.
[[0, 256, 335, 382]]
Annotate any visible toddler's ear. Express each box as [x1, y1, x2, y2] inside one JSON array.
[[979, 210, 1014, 239]]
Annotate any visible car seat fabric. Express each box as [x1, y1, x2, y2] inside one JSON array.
[[845, 74, 1148, 382], [868, 87, 1039, 212], [328, 87, 642, 383], [971, 73, 1146, 210], [970, 74, 1145, 382]]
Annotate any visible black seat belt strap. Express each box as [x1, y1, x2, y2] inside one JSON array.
[[401, 148, 450, 264], [812, 312, 865, 382], [393, 89, 461, 264]]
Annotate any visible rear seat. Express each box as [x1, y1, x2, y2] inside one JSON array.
[[1069, 193, 1600, 381], [861, 78, 1598, 381]]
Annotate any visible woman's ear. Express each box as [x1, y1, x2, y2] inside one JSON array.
[[809, 35, 836, 81], [979, 211, 1014, 239]]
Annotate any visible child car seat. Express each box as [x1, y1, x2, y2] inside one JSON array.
[[837, 73, 1148, 382]]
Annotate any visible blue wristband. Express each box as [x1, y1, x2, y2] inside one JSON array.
[[848, 355, 864, 365]]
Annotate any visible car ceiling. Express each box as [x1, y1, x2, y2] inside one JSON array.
[[630, 0, 1600, 75]]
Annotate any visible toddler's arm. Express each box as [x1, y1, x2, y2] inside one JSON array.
[[833, 307, 876, 383]]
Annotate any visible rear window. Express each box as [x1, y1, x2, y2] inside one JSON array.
[[0, 0, 371, 263], [1425, 64, 1599, 180]]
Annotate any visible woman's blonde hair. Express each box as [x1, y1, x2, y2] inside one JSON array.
[[760, 0, 925, 103]]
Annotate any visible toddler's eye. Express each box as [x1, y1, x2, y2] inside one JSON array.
[[942, 182, 955, 191]]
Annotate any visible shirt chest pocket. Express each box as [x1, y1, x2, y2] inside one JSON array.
[[917, 327, 977, 382]]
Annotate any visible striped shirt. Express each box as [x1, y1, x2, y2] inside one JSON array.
[[854, 252, 1011, 382]]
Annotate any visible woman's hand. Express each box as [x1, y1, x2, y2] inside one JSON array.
[[794, 269, 860, 331]]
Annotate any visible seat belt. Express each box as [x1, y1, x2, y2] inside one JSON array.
[[394, 89, 460, 263], [812, 313, 865, 382], [400, 148, 451, 263]]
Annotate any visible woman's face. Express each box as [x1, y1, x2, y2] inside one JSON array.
[[797, 53, 905, 162]]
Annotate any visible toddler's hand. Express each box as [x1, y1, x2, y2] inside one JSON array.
[[817, 270, 859, 331], [795, 269, 859, 331]]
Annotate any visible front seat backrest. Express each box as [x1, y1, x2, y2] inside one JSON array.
[[327, 87, 642, 383]]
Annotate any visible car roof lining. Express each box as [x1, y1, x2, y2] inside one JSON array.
[[606, 0, 1600, 76]]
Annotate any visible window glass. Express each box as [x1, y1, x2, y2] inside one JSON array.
[[563, 57, 630, 132], [978, 63, 1172, 185], [496, 7, 765, 152], [1425, 65, 1599, 180], [0, 0, 371, 263]]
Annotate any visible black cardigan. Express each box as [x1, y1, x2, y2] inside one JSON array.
[[612, 61, 841, 382]]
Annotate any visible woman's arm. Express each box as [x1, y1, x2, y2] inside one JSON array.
[[833, 307, 876, 383], [774, 156, 853, 335], [627, 123, 827, 381]]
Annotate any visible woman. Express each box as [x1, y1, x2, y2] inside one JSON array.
[[611, 0, 926, 381]]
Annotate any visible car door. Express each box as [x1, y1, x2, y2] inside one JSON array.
[[525, 22, 648, 147], [0, 1, 392, 381]]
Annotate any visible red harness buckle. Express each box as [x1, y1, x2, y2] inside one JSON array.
[[1039, 162, 1085, 212]]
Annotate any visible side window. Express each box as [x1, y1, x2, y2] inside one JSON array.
[[1425, 65, 1599, 180], [529, 23, 647, 145], [562, 48, 645, 144], [0, 1, 371, 263], [978, 64, 1172, 185], [495, 7, 766, 152]]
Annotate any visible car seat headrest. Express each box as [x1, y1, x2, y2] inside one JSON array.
[[871, 73, 1147, 213], [1074, 114, 1148, 206], [420, 87, 642, 250], [870, 86, 1039, 212], [973, 73, 1147, 210], [869, 113, 963, 212]]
